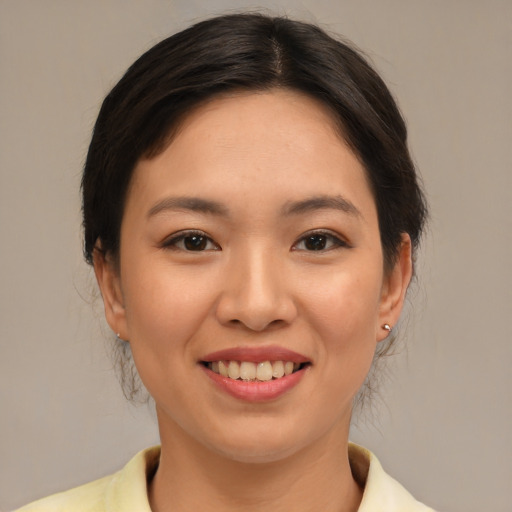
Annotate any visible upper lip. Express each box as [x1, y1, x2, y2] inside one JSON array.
[[201, 345, 310, 363]]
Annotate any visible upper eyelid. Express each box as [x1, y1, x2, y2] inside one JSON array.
[[295, 229, 348, 242], [162, 229, 220, 248], [161, 228, 348, 248], [163, 228, 210, 239], [291, 229, 350, 251]]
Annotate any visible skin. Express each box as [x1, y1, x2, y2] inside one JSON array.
[[94, 90, 412, 512]]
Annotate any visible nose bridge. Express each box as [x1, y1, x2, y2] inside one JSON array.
[[216, 241, 296, 331], [242, 245, 279, 305]]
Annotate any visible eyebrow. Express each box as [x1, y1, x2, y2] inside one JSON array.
[[282, 195, 362, 218], [147, 196, 230, 218], [147, 194, 361, 219]]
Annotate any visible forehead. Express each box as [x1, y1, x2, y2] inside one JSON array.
[[128, 89, 376, 220], [173, 89, 345, 160]]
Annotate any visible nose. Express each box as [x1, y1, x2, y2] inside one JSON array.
[[215, 247, 297, 332]]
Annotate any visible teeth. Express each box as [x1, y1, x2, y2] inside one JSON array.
[[208, 360, 304, 381], [240, 361, 256, 381], [228, 361, 240, 380], [256, 361, 273, 381], [218, 360, 229, 377], [272, 360, 284, 379]]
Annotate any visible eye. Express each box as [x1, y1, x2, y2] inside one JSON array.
[[292, 231, 347, 252], [163, 230, 220, 251]]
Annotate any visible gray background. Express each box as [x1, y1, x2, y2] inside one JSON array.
[[1, 1, 510, 510]]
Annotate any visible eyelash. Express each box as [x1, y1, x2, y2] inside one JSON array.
[[162, 229, 348, 253], [162, 230, 220, 252], [292, 230, 349, 252]]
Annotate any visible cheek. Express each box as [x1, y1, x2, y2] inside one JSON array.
[[304, 264, 383, 335], [121, 259, 218, 352], [301, 265, 383, 386], [119, 262, 221, 412]]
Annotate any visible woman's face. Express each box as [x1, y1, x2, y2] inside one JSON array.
[[96, 90, 411, 463]]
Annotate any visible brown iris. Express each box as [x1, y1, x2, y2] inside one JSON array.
[[184, 235, 208, 251]]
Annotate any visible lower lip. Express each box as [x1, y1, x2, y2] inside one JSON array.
[[201, 365, 307, 402]]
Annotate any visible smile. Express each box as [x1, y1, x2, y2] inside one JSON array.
[[205, 360, 306, 381], [200, 346, 310, 401]]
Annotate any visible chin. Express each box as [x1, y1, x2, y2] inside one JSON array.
[[201, 417, 331, 465], [209, 436, 306, 464]]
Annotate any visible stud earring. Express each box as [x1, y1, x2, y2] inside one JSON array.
[[382, 324, 392, 333], [116, 333, 127, 342]]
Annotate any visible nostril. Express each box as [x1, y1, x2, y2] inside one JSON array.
[[227, 317, 288, 332], [215, 284, 298, 331]]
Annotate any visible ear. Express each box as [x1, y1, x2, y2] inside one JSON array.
[[376, 234, 413, 342], [93, 246, 129, 341]]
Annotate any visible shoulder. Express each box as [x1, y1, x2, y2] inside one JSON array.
[[14, 474, 113, 512], [349, 443, 437, 512], [14, 446, 160, 512]]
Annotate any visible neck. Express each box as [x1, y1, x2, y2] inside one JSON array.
[[149, 414, 363, 512]]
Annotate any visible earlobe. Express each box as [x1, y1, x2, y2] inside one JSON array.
[[93, 246, 129, 341], [377, 234, 413, 342]]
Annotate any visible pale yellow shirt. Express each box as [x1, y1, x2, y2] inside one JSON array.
[[16, 444, 435, 511]]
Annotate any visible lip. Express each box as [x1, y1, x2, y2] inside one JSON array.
[[201, 364, 308, 402], [199, 345, 310, 402], [201, 345, 309, 364]]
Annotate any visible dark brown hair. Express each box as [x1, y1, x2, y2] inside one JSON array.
[[83, 13, 426, 270], [82, 13, 427, 402]]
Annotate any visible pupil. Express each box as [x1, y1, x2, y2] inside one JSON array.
[[184, 235, 207, 251], [305, 235, 326, 251]]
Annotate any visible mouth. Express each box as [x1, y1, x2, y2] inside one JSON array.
[[202, 360, 309, 382], [200, 346, 311, 401]]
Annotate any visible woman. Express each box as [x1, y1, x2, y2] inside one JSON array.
[[18, 13, 432, 512]]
